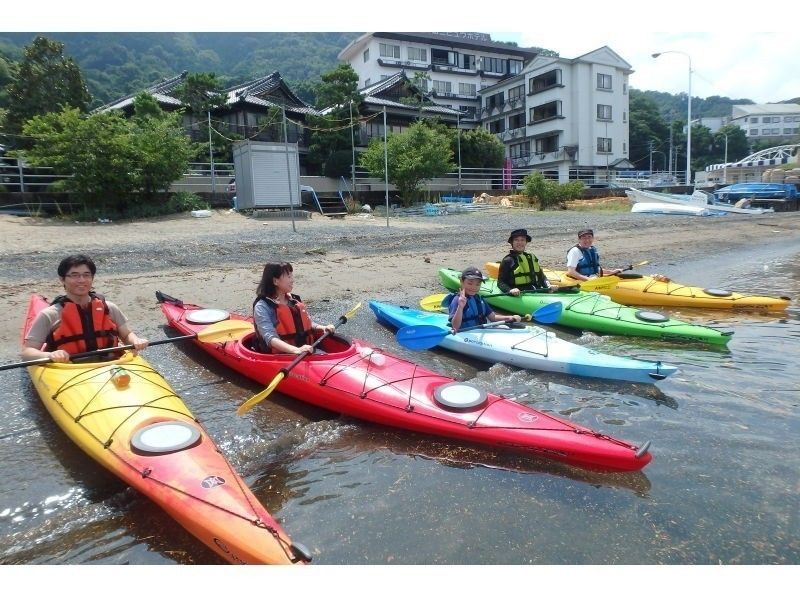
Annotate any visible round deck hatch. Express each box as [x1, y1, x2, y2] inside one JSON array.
[[634, 310, 670, 323], [433, 382, 487, 409], [131, 421, 201, 455], [703, 288, 732, 297], [186, 308, 230, 324]]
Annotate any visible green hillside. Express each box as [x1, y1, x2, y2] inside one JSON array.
[[0, 32, 362, 106]]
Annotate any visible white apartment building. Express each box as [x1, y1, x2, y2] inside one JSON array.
[[338, 32, 537, 122], [481, 46, 633, 182], [341, 34, 633, 184], [730, 103, 800, 144]]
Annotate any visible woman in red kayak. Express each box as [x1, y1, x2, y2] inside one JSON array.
[[21, 254, 149, 363], [252, 262, 335, 355]]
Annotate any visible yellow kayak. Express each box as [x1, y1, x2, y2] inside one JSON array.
[[22, 294, 309, 564], [483, 262, 791, 311]]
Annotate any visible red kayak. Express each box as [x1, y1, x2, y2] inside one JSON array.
[[157, 292, 652, 472]]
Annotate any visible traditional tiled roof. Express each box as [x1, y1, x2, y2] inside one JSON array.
[[358, 71, 461, 117], [95, 71, 189, 112], [224, 72, 320, 116]]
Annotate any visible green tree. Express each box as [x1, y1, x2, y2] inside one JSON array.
[[360, 120, 454, 205], [306, 64, 361, 176], [712, 125, 749, 164], [628, 90, 670, 169], [22, 101, 193, 212], [458, 127, 505, 169], [173, 72, 230, 160], [5, 36, 91, 147]]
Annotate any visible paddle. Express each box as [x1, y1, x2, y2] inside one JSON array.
[[2, 319, 254, 372], [397, 302, 563, 350], [419, 288, 573, 313], [236, 302, 362, 416], [561, 260, 651, 286]]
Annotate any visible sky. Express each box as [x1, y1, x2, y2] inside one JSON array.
[[6, 1, 800, 106]]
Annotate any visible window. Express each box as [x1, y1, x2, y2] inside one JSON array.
[[459, 82, 476, 97], [509, 85, 525, 102], [597, 73, 612, 90], [623, 142, 627, 153], [623, 81, 628, 94], [536, 135, 559, 154], [508, 113, 525, 130], [785, 116, 794, 122], [510, 141, 530, 158], [750, 117, 760, 123], [488, 119, 505, 134], [459, 105, 476, 119], [482, 56, 505, 73], [597, 104, 612, 120], [762, 128, 773, 135], [407, 46, 427, 62], [508, 59, 523, 75], [432, 80, 452, 94], [530, 100, 562, 123], [363, 49, 369, 62], [379, 43, 400, 59], [784, 128, 795, 134], [794, 116, 800, 122], [623, 111, 627, 123], [485, 91, 505, 109], [597, 137, 612, 153], [749, 129, 758, 135], [529, 69, 561, 94], [431, 48, 457, 66], [364, 78, 371, 87], [459, 54, 476, 70]]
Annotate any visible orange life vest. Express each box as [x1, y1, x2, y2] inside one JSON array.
[[254, 294, 316, 353], [45, 293, 119, 355]]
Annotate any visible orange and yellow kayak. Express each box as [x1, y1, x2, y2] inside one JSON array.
[[22, 294, 309, 565], [484, 262, 791, 311]]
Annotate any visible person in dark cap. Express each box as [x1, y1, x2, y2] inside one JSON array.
[[566, 228, 623, 281], [497, 228, 552, 295], [444, 266, 522, 332]]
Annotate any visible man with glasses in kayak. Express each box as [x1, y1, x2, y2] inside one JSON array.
[[497, 228, 553, 296], [21, 254, 149, 363], [566, 228, 624, 281]]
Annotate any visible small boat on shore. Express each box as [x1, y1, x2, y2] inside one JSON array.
[[626, 188, 773, 215], [369, 300, 676, 383], [156, 292, 653, 472], [21, 294, 308, 565], [482, 263, 791, 311]]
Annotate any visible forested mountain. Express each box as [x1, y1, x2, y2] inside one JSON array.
[[0, 32, 362, 106], [0, 32, 781, 113]]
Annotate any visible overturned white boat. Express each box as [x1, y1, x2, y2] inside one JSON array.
[[630, 201, 724, 216], [626, 188, 773, 215]]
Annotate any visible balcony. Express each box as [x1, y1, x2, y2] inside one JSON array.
[[377, 58, 429, 71], [431, 90, 478, 100], [431, 63, 478, 74]]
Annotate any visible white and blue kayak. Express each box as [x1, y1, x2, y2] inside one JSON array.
[[369, 300, 677, 384]]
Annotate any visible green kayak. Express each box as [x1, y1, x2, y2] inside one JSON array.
[[438, 268, 733, 346]]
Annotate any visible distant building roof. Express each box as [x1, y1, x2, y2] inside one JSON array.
[[358, 71, 462, 118], [95, 71, 189, 112], [732, 103, 800, 117], [339, 32, 539, 62]]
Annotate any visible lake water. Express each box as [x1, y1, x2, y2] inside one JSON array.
[[1, 238, 798, 574]]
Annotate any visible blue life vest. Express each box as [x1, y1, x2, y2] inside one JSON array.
[[572, 245, 601, 276], [444, 293, 491, 328]]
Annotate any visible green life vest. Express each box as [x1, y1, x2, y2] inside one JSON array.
[[512, 252, 541, 287]]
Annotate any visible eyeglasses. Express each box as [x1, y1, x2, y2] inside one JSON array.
[[64, 272, 94, 279]]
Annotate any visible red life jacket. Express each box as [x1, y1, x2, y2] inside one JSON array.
[[253, 294, 316, 353], [45, 293, 119, 355]]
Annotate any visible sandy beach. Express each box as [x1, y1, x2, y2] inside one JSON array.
[[2, 206, 799, 359]]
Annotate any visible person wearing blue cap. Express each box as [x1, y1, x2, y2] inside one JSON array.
[[497, 228, 552, 296]]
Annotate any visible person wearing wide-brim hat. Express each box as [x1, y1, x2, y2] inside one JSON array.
[[444, 266, 522, 332], [497, 228, 552, 296], [566, 228, 624, 281]]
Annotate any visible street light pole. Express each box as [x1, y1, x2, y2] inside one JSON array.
[[652, 51, 692, 186], [723, 133, 729, 185], [456, 111, 462, 192], [349, 99, 356, 198]]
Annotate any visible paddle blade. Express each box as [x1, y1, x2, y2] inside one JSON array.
[[237, 371, 286, 415], [196, 319, 254, 343], [530, 302, 563, 324], [396, 325, 449, 350], [419, 294, 448, 312], [344, 302, 363, 321]]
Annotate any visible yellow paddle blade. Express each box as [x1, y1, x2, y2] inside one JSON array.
[[419, 294, 448, 312], [344, 302, 363, 320], [196, 319, 254, 343], [237, 371, 286, 416]]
